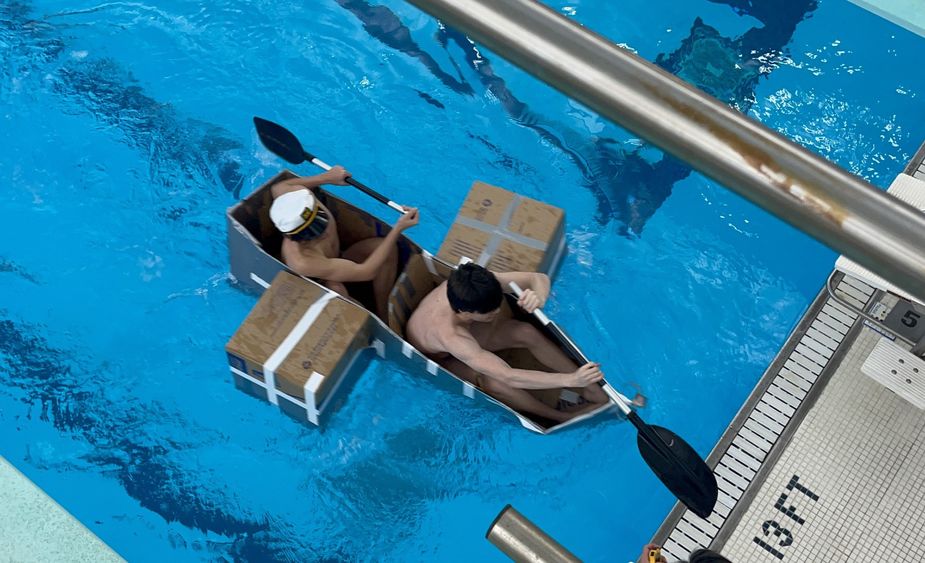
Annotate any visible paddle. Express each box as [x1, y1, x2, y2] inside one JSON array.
[[509, 282, 718, 519], [253, 116, 406, 214]]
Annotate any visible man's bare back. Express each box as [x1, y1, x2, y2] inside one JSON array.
[[406, 264, 608, 423]]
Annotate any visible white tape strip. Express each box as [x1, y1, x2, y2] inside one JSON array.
[[462, 381, 476, 398], [229, 366, 307, 409], [311, 158, 332, 171], [250, 272, 270, 289], [372, 338, 385, 358], [402, 342, 414, 358], [471, 194, 526, 267], [421, 250, 438, 275], [304, 371, 325, 425], [263, 292, 336, 405], [426, 359, 439, 375]]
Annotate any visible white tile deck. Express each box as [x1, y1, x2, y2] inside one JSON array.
[[654, 148, 925, 562], [721, 327, 925, 562], [847, 0, 925, 38], [0, 456, 124, 562], [654, 275, 874, 561]]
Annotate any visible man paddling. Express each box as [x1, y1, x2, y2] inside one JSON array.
[[270, 165, 418, 319], [406, 263, 609, 422]]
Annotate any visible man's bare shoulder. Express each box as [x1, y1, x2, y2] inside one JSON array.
[[281, 239, 329, 274], [271, 178, 311, 199]]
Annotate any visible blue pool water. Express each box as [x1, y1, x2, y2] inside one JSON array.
[[2, 0, 924, 560]]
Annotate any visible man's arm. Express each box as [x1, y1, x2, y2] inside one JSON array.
[[493, 271, 550, 311], [445, 329, 591, 389], [288, 208, 419, 283], [271, 166, 350, 198]]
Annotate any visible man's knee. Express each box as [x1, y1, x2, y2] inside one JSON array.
[[509, 322, 545, 348], [585, 384, 608, 403]]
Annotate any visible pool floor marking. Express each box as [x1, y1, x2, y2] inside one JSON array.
[[263, 293, 336, 405], [653, 272, 874, 561]]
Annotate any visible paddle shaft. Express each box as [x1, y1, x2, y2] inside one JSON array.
[[302, 151, 406, 214]]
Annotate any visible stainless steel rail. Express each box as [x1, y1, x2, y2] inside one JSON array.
[[486, 505, 580, 563], [406, 0, 925, 303]]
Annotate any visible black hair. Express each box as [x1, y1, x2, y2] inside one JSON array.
[[688, 549, 732, 563], [447, 263, 503, 314]]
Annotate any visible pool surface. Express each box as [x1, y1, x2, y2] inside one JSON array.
[[2, 0, 924, 560]]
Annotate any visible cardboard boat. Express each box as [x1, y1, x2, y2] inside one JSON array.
[[225, 171, 612, 433]]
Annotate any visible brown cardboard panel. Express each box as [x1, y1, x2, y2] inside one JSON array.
[[487, 240, 547, 274], [508, 198, 563, 242], [437, 180, 566, 275], [438, 224, 492, 264], [225, 271, 326, 378], [459, 182, 514, 226], [226, 271, 372, 404], [324, 195, 382, 249], [276, 301, 370, 400]]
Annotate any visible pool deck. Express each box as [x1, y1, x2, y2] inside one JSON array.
[[652, 143, 925, 561], [847, 0, 925, 38], [0, 455, 123, 562]]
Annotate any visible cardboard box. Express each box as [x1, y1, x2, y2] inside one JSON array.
[[225, 271, 373, 425], [437, 181, 566, 275]]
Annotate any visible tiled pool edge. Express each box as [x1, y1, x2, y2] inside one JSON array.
[[652, 139, 925, 559], [651, 275, 873, 559], [846, 1, 925, 39], [0, 456, 124, 562]]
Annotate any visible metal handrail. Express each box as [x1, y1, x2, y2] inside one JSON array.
[[406, 0, 925, 304], [486, 505, 580, 563], [824, 271, 914, 347]]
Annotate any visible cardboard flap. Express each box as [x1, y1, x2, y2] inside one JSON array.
[[437, 180, 565, 275]]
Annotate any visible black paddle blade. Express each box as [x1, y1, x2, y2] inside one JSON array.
[[636, 422, 718, 518], [253, 116, 308, 165]]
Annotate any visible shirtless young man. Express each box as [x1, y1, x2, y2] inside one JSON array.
[[270, 165, 419, 319], [406, 263, 609, 422]]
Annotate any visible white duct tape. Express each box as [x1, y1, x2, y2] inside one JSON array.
[[421, 250, 438, 275], [250, 272, 270, 289], [303, 371, 324, 425], [263, 292, 336, 405], [372, 338, 385, 358], [426, 359, 439, 375], [462, 381, 476, 398], [229, 366, 308, 409]]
